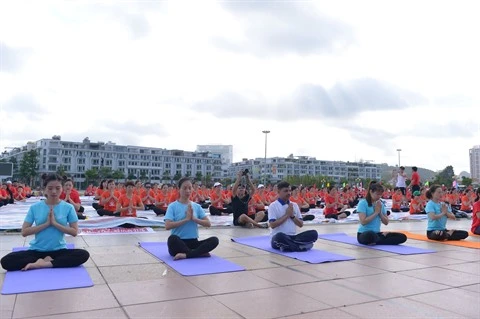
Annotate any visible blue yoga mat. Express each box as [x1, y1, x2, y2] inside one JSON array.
[[318, 232, 436, 254], [2, 244, 93, 295], [139, 242, 245, 276], [231, 236, 354, 263]]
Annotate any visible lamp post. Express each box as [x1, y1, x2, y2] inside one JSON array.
[[262, 130, 270, 185], [396, 149, 402, 167]]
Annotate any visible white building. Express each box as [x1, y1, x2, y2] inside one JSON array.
[[196, 145, 233, 165], [228, 155, 381, 184], [196, 145, 233, 177], [2, 137, 223, 188], [470, 145, 480, 182]]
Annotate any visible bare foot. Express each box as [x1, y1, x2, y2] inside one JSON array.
[[43, 256, 53, 262], [173, 253, 187, 260], [22, 258, 53, 271]]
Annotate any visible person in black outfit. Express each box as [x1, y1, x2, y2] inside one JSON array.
[[231, 171, 268, 228]]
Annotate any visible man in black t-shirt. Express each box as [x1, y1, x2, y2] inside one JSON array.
[[231, 171, 268, 228]]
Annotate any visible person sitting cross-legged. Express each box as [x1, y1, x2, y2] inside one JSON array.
[[268, 181, 318, 252], [357, 181, 407, 246]]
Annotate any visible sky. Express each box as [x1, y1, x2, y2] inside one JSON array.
[[1, 0, 479, 174]]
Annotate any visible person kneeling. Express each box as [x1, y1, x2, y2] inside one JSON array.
[[269, 181, 318, 252], [165, 178, 219, 260], [357, 182, 407, 246], [1, 174, 89, 271]]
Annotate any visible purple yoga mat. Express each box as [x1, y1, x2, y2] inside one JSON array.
[[139, 242, 245, 276], [318, 233, 436, 255], [2, 245, 93, 295], [231, 236, 354, 263]]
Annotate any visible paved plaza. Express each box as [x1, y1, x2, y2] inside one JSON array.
[[1, 219, 479, 319]]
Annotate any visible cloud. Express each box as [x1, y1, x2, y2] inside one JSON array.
[[2, 94, 46, 119], [217, 1, 354, 56], [0, 42, 32, 73], [195, 78, 426, 121], [99, 121, 168, 144], [405, 121, 477, 139], [72, 3, 157, 39]]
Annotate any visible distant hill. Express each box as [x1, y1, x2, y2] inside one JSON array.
[[378, 164, 436, 184]]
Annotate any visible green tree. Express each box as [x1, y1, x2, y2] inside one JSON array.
[[461, 176, 473, 187], [112, 169, 125, 182], [139, 171, 148, 182], [205, 172, 212, 186], [195, 171, 203, 181], [19, 150, 38, 185], [56, 165, 67, 177], [98, 167, 114, 180], [162, 170, 171, 183], [85, 168, 99, 185], [173, 171, 182, 181], [127, 173, 137, 180], [433, 165, 455, 186]]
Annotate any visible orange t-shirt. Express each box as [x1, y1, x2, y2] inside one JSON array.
[[155, 192, 172, 210], [95, 188, 104, 198], [140, 189, 155, 205], [101, 190, 121, 212], [409, 198, 422, 214], [471, 201, 480, 233], [210, 192, 226, 208], [391, 194, 403, 210], [118, 194, 142, 217], [460, 195, 471, 211], [323, 194, 337, 215]]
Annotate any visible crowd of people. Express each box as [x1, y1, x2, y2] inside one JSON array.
[[1, 168, 479, 271]]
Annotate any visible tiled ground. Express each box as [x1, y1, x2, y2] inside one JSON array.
[[0, 219, 479, 319]]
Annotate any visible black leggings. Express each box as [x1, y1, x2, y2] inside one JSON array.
[[1, 249, 90, 271], [357, 231, 407, 245], [392, 208, 410, 212], [97, 209, 120, 217], [92, 203, 103, 210], [325, 211, 351, 220], [300, 207, 310, 213], [209, 206, 232, 216], [426, 230, 469, 241], [167, 235, 219, 258]]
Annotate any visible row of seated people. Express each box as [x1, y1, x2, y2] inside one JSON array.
[[391, 187, 476, 217], [2, 175, 479, 272], [0, 181, 33, 207], [89, 177, 362, 222]]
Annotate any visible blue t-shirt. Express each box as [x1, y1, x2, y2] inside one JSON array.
[[25, 201, 78, 251], [425, 200, 449, 231], [164, 201, 206, 239], [357, 199, 387, 233]]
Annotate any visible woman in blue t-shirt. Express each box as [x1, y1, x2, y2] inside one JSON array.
[[425, 185, 468, 241], [1, 174, 90, 271], [357, 182, 407, 245], [165, 177, 219, 260]]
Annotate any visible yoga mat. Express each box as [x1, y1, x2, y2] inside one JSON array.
[[398, 231, 480, 249], [231, 236, 354, 263], [2, 245, 93, 295], [139, 242, 245, 276], [318, 233, 436, 255]]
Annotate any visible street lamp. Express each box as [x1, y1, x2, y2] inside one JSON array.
[[262, 130, 270, 185], [396, 149, 402, 167]]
